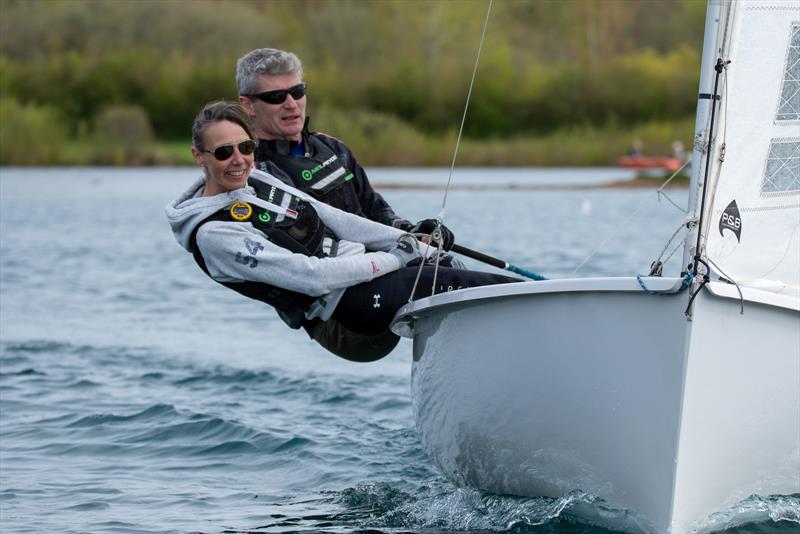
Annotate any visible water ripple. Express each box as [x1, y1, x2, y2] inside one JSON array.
[[172, 368, 277, 387], [0, 368, 46, 377], [67, 404, 179, 428]]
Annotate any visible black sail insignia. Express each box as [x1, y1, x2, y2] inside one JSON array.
[[718, 199, 742, 242]]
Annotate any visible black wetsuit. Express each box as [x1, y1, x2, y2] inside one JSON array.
[[333, 266, 520, 336]]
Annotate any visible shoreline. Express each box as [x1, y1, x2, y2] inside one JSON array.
[[0, 166, 688, 191], [373, 176, 689, 191]]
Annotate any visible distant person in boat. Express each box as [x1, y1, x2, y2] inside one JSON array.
[[628, 138, 643, 157], [235, 47, 451, 240], [671, 140, 686, 161], [166, 101, 521, 362]]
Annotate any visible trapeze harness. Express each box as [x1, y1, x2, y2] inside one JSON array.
[[255, 136, 354, 198], [189, 178, 326, 330], [253, 121, 402, 227]]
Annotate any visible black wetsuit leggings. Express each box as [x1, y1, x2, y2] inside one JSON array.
[[331, 266, 521, 335]]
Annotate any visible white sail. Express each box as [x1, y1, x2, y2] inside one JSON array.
[[701, 0, 800, 296]]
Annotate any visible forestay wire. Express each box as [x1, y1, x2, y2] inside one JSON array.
[[408, 0, 494, 301], [437, 0, 493, 220], [571, 159, 692, 276]]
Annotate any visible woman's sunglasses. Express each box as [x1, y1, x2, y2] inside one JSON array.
[[248, 83, 307, 105], [204, 140, 257, 161]]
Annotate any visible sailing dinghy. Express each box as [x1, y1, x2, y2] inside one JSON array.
[[391, 1, 800, 532]]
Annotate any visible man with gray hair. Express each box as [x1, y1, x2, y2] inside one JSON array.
[[236, 47, 457, 360], [236, 47, 454, 245]]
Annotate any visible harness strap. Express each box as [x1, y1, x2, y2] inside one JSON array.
[[228, 188, 298, 219]]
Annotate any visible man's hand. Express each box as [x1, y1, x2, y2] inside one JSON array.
[[411, 219, 455, 251]]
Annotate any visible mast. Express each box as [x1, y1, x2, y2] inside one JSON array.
[[682, 0, 734, 275]]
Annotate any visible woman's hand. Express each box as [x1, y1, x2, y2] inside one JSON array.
[[388, 235, 424, 266]]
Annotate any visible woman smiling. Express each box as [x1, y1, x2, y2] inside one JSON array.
[[190, 105, 257, 196]]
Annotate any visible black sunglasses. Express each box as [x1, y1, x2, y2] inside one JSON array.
[[248, 83, 307, 105], [203, 139, 257, 161]]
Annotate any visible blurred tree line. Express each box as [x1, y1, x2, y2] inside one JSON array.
[[0, 0, 706, 165]]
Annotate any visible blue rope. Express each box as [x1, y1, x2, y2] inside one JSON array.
[[507, 264, 548, 281], [636, 273, 694, 295]]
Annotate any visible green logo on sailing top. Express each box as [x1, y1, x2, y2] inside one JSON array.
[[258, 211, 271, 223], [344, 173, 354, 181], [300, 155, 337, 181]]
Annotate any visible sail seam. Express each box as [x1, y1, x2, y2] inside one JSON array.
[[709, 203, 800, 213], [745, 5, 800, 12]]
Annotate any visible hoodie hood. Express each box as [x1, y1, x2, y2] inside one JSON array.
[[166, 169, 317, 253], [165, 175, 241, 252]]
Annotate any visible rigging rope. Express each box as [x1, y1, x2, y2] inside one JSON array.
[[408, 0, 494, 301], [636, 272, 694, 295], [438, 0, 494, 221], [649, 218, 695, 275], [694, 63, 729, 270], [706, 257, 744, 314], [571, 158, 692, 276], [692, 58, 730, 277], [685, 59, 730, 321]]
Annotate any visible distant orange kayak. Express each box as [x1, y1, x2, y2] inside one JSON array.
[[618, 155, 684, 173]]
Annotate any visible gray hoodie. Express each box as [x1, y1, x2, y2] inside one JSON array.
[[165, 169, 421, 321]]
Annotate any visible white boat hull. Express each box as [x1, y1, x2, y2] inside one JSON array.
[[393, 278, 800, 533]]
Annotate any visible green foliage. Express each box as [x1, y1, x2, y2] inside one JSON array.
[[142, 56, 238, 139], [0, 0, 279, 60], [93, 106, 154, 144], [312, 106, 436, 166], [0, 0, 706, 166], [310, 109, 694, 168], [89, 105, 155, 165], [0, 97, 68, 164], [454, 117, 696, 167]]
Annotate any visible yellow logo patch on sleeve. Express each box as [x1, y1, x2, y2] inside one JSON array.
[[229, 202, 253, 221]]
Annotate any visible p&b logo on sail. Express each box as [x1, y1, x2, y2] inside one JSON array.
[[718, 199, 742, 243]]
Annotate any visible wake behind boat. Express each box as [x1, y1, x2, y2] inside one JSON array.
[[392, 1, 800, 533]]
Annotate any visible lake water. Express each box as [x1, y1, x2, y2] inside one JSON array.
[[0, 167, 796, 534]]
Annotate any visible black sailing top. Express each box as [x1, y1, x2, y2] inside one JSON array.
[[253, 118, 411, 229]]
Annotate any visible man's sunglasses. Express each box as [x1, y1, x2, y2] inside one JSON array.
[[248, 83, 307, 105], [203, 139, 257, 161]]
